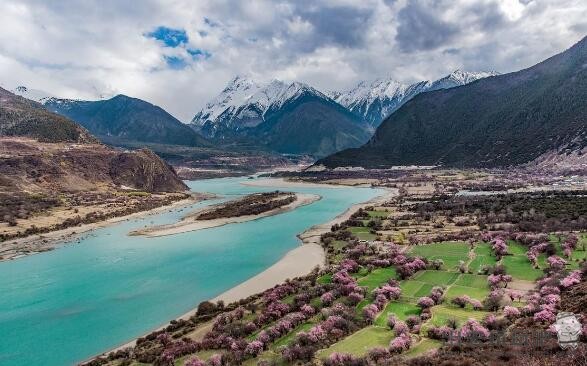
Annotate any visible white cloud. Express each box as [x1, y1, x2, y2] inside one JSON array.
[[0, 0, 585, 121]]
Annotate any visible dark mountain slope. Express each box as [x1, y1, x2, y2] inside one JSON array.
[[318, 36, 587, 168], [45, 95, 210, 147], [249, 90, 371, 157], [0, 87, 96, 143]]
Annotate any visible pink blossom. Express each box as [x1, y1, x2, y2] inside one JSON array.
[[245, 340, 264, 356], [321, 292, 335, 306], [503, 306, 520, 320], [300, 304, 315, 316], [417, 296, 435, 309], [185, 357, 205, 366], [459, 319, 490, 340], [547, 255, 567, 270], [394, 321, 409, 336], [533, 308, 556, 323], [560, 270, 582, 288], [363, 304, 379, 323], [470, 299, 483, 310], [208, 354, 222, 366], [389, 333, 412, 353], [387, 314, 398, 329]]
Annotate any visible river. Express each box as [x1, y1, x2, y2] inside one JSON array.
[[0, 177, 384, 366]]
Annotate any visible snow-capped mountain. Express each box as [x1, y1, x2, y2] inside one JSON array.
[[332, 70, 500, 128], [427, 70, 500, 91], [10, 85, 55, 103], [191, 76, 334, 139], [190, 76, 370, 156]]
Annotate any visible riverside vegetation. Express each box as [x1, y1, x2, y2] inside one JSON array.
[[195, 192, 296, 221], [87, 174, 587, 366]]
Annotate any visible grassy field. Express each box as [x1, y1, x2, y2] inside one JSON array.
[[367, 210, 390, 218], [469, 243, 497, 273], [413, 270, 460, 286], [410, 242, 470, 271], [429, 304, 488, 327], [445, 285, 489, 301], [400, 280, 429, 298], [358, 267, 397, 291], [375, 302, 421, 326], [317, 326, 394, 358], [454, 273, 489, 288], [317, 273, 332, 284], [502, 255, 543, 281], [348, 226, 377, 241], [404, 338, 442, 358]]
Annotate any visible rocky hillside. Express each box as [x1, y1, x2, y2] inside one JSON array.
[[318, 36, 587, 169], [0, 138, 188, 193], [0, 87, 96, 143], [45, 94, 210, 147]]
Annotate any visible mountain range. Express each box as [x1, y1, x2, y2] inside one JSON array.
[[329, 70, 499, 129], [189, 70, 497, 156], [318, 36, 587, 169], [190, 77, 370, 156]]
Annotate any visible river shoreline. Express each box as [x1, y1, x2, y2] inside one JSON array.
[[0, 193, 215, 262], [130, 192, 321, 237], [89, 178, 396, 360]]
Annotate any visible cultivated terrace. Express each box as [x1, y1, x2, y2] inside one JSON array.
[[87, 173, 587, 366]]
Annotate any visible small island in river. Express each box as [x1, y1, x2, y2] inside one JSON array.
[[131, 191, 321, 237]]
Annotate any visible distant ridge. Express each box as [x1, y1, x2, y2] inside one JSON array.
[[318, 36, 587, 168], [44, 94, 210, 147], [330, 70, 500, 128]]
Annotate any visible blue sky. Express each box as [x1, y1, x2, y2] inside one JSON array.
[[0, 0, 585, 121]]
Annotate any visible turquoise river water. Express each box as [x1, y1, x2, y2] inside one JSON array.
[[0, 177, 384, 366]]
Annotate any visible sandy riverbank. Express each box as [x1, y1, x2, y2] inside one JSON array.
[[0, 193, 214, 262], [130, 192, 321, 237]]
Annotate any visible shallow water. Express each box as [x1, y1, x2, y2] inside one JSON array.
[[0, 177, 384, 366]]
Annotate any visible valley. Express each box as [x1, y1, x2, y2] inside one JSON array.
[[0, 8, 585, 366]]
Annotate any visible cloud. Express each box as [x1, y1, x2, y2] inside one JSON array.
[[395, 0, 460, 52], [146, 26, 189, 47], [0, 0, 585, 121]]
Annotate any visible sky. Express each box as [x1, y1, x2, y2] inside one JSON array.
[[0, 0, 585, 121]]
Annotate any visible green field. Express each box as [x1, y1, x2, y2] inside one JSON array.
[[317, 326, 394, 358], [413, 270, 460, 286], [445, 285, 489, 301], [429, 304, 488, 327], [400, 280, 428, 298], [375, 302, 421, 326], [502, 255, 543, 281], [357, 267, 397, 292], [454, 274, 489, 288], [404, 338, 442, 357], [348, 227, 377, 241], [317, 273, 332, 284], [469, 243, 497, 273], [410, 242, 470, 271]]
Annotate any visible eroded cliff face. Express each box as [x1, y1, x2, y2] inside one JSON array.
[[109, 148, 188, 192], [0, 138, 187, 193]]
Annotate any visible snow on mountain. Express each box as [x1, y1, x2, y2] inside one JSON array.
[[10, 85, 55, 103], [427, 70, 500, 91], [333, 70, 500, 128], [191, 76, 332, 138]]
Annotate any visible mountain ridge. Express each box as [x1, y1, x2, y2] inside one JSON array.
[[317, 36, 587, 169], [44, 94, 210, 147]]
